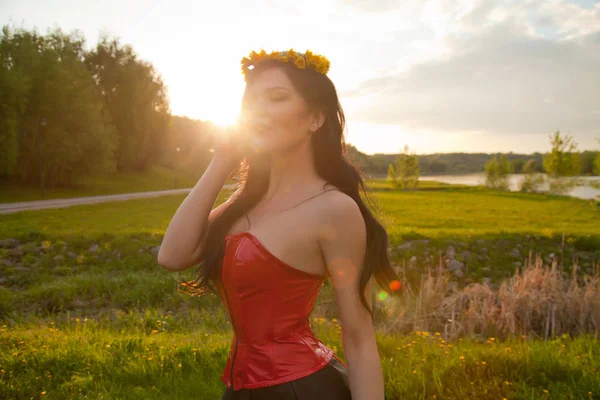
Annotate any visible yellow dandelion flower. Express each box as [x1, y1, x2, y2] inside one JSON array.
[[41, 392, 47, 396], [287, 49, 297, 60], [435, 332, 441, 336], [543, 389, 549, 394], [481, 361, 486, 365], [459, 356, 465, 360], [295, 57, 306, 69]]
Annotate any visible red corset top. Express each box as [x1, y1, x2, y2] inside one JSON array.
[[214, 230, 345, 391]]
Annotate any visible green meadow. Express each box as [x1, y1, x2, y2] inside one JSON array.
[[1, 180, 599, 399]]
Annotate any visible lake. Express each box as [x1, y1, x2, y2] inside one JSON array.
[[419, 173, 600, 200]]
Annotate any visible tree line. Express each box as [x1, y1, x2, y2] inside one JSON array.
[[0, 25, 201, 189], [382, 131, 599, 195]]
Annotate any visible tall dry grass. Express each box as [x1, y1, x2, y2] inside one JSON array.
[[377, 253, 600, 340]]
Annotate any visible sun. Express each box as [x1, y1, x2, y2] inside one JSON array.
[[209, 110, 240, 128]]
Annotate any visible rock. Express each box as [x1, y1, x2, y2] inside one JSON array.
[[8, 247, 24, 257], [453, 269, 464, 278], [14, 266, 31, 272], [53, 255, 65, 262], [88, 244, 99, 253], [482, 277, 492, 285], [0, 259, 14, 268], [510, 249, 522, 259], [549, 253, 555, 259], [481, 267, 491, 273], [396, 242, 412, 251], [449, 260, 464, 271], [480, 247, 489, 254], [0, 238, 19, 248], [151, 246, 161, 256], [460, 251, 473, 262], [446, 246, 456, 260], [67, 252, 77, 258]]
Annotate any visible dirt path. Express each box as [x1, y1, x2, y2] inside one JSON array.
[[0, 184, 237, 215]]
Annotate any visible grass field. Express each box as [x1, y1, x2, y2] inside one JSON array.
[[1, 180, 599, 399]]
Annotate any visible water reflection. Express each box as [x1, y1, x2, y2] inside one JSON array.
[[419, 173, 600, 200]]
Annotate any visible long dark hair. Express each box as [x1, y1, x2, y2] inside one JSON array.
[[179, 58, 402, 321]]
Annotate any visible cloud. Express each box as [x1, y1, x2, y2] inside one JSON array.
[[343, 4, 600, 145]]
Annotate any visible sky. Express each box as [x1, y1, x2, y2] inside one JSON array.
[[2, 0, 599, 155]]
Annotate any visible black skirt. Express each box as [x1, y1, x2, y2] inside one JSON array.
[[221, 356, 352, 400]]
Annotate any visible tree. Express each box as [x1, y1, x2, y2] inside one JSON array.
[[543, 131, 581, 195], [387, 163, 397, 184], [519, 159, 545, 193], [85, 36, 170, 172], [511, 159, 526, 174], [485, 155, 512, 190], [594, 139, 600, 176], [1, 26, 117, 187], [0, 26, 32, 176], [393, 145, 419, 189]]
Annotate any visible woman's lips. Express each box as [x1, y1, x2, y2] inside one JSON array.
[[252, 122, 270, 135]]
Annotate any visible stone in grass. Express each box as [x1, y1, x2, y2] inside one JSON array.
[[67, 252, 77, 259], [459, 251, 473, 262], [481, 267, 491, 273], [446, 246, 456, 260], [453, 269, 464, 278], [0, 259, 14, 268], [8, 247, 24, 257], [449, 260, 464, 271], [53, 255, 65, 262], [510, 249, 522, 259], [396, 242, 413, 251], [88, 244, 99, 253], [482, 277, 492, 285], [0, 238, 19, 248]]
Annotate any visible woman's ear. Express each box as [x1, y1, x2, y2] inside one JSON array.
[[309, 110, 326, 133]]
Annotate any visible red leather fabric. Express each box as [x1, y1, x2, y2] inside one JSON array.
[[214, 231, 345, 391]]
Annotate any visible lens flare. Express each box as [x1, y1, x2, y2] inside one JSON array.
[[389, 280, 402, 291]]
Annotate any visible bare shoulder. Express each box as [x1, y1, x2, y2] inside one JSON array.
[[317, 188, 364, 231]]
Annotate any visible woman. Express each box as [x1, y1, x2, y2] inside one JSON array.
[[158, 49, 402, 399]]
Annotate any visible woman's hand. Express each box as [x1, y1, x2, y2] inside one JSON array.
[[211, 125, 251, 170]]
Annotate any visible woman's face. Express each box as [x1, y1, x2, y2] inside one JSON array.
[[241, 66, 321, 154]]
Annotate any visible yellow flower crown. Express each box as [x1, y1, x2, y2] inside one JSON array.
[[241, 49, 330, 80]]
